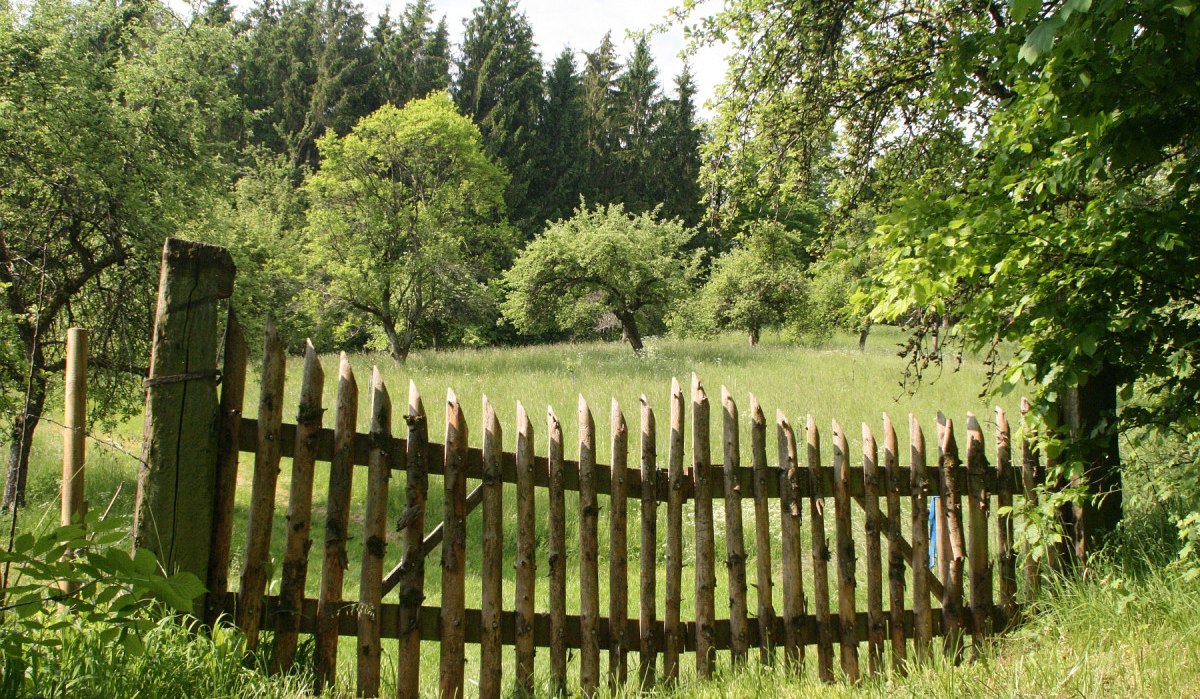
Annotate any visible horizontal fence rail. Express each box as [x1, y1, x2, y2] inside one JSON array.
[[201, 318, 1038, 699], [230, 416, 1023, 500]]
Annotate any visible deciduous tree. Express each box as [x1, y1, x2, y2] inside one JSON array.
[[694, 223, 809, 346], [853, 0, 1200, 545], [0, 0, 236, 507], [502, 203, 699, 354], [304, 95, 511, 362]]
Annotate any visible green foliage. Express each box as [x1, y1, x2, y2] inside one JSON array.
[[184, 151, 316, 352], [0, 0, 238, 505], [612, 37, 661, 214], [532, 49, 589, 226], [790, 261, 853, 343], [455, 0, 544, 237], [683, 222, 808, 344], [304, 94, 511, 361], [581, 33, 623, 206], [694, 0, 985, 231], [858, 0, 1200, 436], [503, 203, 700, 353], [235, 0, 374, 169], [7, 614, 313, 699], [654, 65, 706, 231], [847, 0, 1200, 546], [369, 0, 451, 110], [0, 511, 204, 682]]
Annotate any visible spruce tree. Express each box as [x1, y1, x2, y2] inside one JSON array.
[[413, 16, 451, 97], [615, 37, 661, 213], [455, 0, 544, 238], [235, 0, 373, 170], [369, 0, 450, 110], [200, 0, 235, 26], [534, 49, 588, 224], [655, 64, 705, 229], [581, 32, 622, 206]]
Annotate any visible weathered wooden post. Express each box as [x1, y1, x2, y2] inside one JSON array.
[[61, 327, 87, 530], [134, 238, 235, 617], [59, 327, 87, 599]]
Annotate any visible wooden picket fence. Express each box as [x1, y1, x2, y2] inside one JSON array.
[[133, 241, 1046, 699], [195, 319, 1047, 699]]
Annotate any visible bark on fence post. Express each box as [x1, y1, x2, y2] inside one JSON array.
[[479, 397, 504, 699], [609, 399, 629, 687], [439, 390, 468, 699], [515, 402, 537, 695], [751, 397, 775, 665], [722, 388, 749, 665], [807, 415, 834, 682], [691, 375, 717, 679], [205, 311, 246, 629], [134, 238, 235, 618], [578, 396, 600, 697], [663, 379, 685, 681], [547, 407, 567, 697], [638, 396, 658, 689]]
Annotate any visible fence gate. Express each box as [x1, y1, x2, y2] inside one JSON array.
[[135, 239, 1046, 698]]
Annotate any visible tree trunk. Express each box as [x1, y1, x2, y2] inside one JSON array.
[[2, 373, 47, 510], [749, 327, 760, 347], [1066, 362, 1123, 556], [381, 316, 411, 364], [858, 323, 872, 352], [617, 312, 644, 355]]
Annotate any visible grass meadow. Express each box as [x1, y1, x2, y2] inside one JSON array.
[[7, 328, 1199, 697]]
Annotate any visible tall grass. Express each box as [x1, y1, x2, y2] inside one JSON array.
[[628, 552, 1200, 699], [2, 615, 313, 699]]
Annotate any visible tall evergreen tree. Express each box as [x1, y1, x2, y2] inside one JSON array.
[[533, 48, 587, 224], [655, 64, 705, 229], [295, 0, 373, 167], [368, 0, 450, 110], [235, 0, 373, 170], [455, 0, 543, 237], [414, 15, 450, 96], [367, 8, 393, 110], [615, 37, 661, 213], [200, 0, 235, 26], [581, 32, 621, 205]]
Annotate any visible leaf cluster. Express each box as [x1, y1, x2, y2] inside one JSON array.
[[502, 203, 700, 342], [0, 511, 205, 672], [303, 94, 512, 358]]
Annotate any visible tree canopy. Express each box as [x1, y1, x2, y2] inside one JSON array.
[[693, 0, 1200, 545], [0, 0, 236, 507], [502, 203, 700, 353], [304, 94, 510, 362], [856, 0, 1200, 542], [687, 222, 809, 346]]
